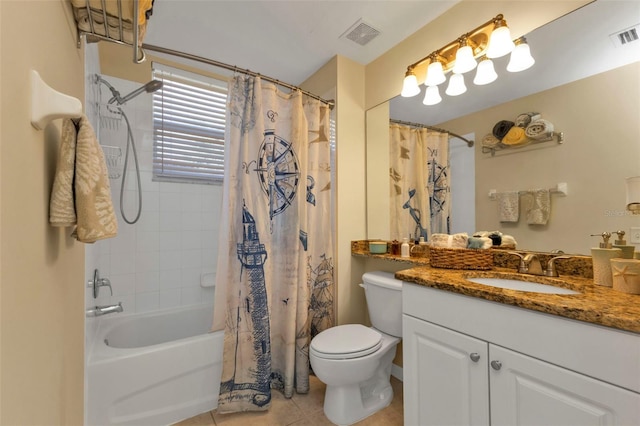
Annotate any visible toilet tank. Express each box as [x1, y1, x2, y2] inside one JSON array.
[[361, 271, 403, 337]]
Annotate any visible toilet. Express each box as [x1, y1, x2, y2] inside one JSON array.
[[310, 271, 403, 425]]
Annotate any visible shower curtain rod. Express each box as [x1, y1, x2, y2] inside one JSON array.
[[390, 119, 474, 147], [142, 43, 335, 109]]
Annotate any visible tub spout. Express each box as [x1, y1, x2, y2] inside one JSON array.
[[86, 302, 123, 317]]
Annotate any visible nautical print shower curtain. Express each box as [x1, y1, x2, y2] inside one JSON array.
[[214, 75, 334, 413], [389, 123, 451, 241]]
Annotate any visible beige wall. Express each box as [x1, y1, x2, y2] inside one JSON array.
[[1, 1, 85, 424], [302, 56, 368, 326], [365, 0, 590, 110], [440, 62, 640, 254]]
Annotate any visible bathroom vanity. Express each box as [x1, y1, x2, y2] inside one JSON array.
[[397, 269, 640, 426]]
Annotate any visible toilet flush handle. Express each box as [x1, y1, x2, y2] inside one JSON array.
[[359, 283, 365, 289]]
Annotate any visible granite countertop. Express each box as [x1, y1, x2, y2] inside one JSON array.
[[352, 241, 640, 334]]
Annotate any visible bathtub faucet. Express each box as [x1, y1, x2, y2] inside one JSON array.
[[86, 302, 123, 317]]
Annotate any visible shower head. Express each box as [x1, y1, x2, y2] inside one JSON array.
[[105, 79, 163, 105]]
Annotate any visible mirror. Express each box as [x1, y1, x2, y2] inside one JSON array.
[[367, 0, 640, 255]]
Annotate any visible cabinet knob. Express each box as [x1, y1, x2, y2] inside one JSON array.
[[469, 353, 481, 362], [490, 360, 502, 371]]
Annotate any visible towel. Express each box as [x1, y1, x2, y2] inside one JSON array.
[[515, 112, 541, 128], [501, 235, 518, 247], [70, 0, 153, 25], [525, 119, 555, 140], [497, 191, 520, 222], [430, 233, 468, 248], [467, 237, 492, 249], [73, 6, 147, 46], [50, 116, 118, 243], [501, 126, 528, 146], [522, 189, 551, 225], [481, 133, 500, 149], [492, 120, 514, 140]]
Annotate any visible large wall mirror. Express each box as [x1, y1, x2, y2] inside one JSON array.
[[366, 0, 640, 255]]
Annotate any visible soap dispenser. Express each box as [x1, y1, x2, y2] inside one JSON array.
[[590, 232, 622, 287], [612, 230, 635, 259]]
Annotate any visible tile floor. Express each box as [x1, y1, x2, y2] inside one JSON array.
[[174, 375, 403, 426]]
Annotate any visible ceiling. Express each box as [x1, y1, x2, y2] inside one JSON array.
[[144, 1, 460, 85]]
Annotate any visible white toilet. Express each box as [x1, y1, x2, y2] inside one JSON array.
[[310, 271, 403, 425]]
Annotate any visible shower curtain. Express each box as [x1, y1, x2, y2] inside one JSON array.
[[389, 123, 451, 241], [214, 75, 334, 413]]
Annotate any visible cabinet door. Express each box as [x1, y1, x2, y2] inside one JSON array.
[[490, 345, 640, 426], [403, 314, 490, 426]]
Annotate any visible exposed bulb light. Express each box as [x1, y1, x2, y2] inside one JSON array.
[[486, 17, 515, 58], [507, 37, 535, 72], [423, 85, 442, 105], [452, 42, 477, 74], [473, 56, 498, 85], [445, 73, 467, 96], [401, 70, 421, 97], [424, 59, 446, 86]]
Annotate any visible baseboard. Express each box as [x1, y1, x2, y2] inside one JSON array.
[[391, 363, 403, 381]]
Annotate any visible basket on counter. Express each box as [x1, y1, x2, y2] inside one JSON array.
[[429, 247, 494, 270]]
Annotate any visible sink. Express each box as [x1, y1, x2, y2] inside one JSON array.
[[466, 277, 581, 295]]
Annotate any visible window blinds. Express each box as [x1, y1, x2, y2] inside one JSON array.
[[152, 64, 228, 183]]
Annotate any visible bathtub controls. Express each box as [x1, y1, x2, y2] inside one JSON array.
[[86, 302, 123, 317], [88, 269, 113, 298]]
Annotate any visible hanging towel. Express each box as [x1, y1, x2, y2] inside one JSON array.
[[50, 116, 118, 243], [523, 189, 551, 225], [497, 191, 520, 222]]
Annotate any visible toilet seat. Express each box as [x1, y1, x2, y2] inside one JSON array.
[[310, 324, 382, 360]]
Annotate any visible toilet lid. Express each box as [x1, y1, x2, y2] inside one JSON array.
[[311, 324, 382, 360]]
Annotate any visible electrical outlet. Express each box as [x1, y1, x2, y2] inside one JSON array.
[[630, 227, 640, 244]]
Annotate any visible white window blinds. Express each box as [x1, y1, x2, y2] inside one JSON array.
[[152, 64, 228, 183]]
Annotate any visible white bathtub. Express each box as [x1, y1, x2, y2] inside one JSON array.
[[87, 304, 223, 426]]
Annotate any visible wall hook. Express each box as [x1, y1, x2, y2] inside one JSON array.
[[30, 70, 82, 130]]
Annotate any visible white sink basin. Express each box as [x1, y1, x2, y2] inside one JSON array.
[[466, 277, 580, 295]]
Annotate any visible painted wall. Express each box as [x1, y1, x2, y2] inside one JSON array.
[[301, 56, 368, 326], [440, 62, 640, 255], [0, 1, 84, 424]]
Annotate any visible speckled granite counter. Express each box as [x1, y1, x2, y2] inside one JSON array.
[[352, 241, 640, 334]]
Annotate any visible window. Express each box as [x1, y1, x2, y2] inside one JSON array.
[[152, 63, 228, 184]]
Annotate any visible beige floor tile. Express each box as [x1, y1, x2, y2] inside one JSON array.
[[172, 411, 215, 425], [180, 374, 404, 426]]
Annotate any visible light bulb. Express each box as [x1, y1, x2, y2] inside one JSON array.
[[445, 73, 467, 96], [423, 85, 442, 105], [473, 57, 498, 85], [507, 38, 535, 72], [487, 23, 515, 58], [424, 60, 446, 86], [452, 45, 477, 74], [401, 72, 421, 97]]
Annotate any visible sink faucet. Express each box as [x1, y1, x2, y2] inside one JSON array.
[[507, 252, 571, 277], [86, 302, 123, 317]]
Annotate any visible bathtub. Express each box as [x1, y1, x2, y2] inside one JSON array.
[[87, 304, 223, 426]]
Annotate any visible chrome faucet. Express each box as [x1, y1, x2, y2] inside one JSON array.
[[86, 302, 123, 317], [507, 252, 571, 277], [88, 269, 113, 298]]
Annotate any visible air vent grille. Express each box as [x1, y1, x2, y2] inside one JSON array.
[[340, 19, 380, 46], [610, 24, 640, 47]]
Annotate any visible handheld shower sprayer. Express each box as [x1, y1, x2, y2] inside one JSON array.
[[95, 74, 163, 105]]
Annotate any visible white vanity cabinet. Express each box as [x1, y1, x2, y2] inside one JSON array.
[[402, 282, 640, 426]]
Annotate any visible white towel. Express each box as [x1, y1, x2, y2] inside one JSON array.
[[523, 189, 551, 225], [497, 191, 519, 222], [430, 233, 468, 248]]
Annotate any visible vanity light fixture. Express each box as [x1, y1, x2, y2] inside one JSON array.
[[400, 14, 534, 105], [507, 37, 535, 72]]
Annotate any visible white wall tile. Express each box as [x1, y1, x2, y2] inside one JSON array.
[[109, 273, 136, 296], [160, 231, 182, 251], [160, 210, 182, 231], [181, 212, 202, 231], [159, 289, 182, 310], [181, 267, 202, 287], [136, 230, 159, 252], [182, 231, 202, 250], [180, 287, 202, 306], [201, 287, 216, 305], [180, 192, 202, 212], [136, 250, 159, 273], [159, 269, 182, 290], [159, 249, 182, 270], [135, 270, 160, 293], [135, 292, 159, 313], [160, 192, 182, 212], [111, 249, 136, 275]]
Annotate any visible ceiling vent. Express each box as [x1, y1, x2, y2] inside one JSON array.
[[340, 19, 380, 46], [609, 24, 640, 47]]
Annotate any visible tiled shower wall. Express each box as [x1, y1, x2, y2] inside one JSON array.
[[85, 58, 221, 315]]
